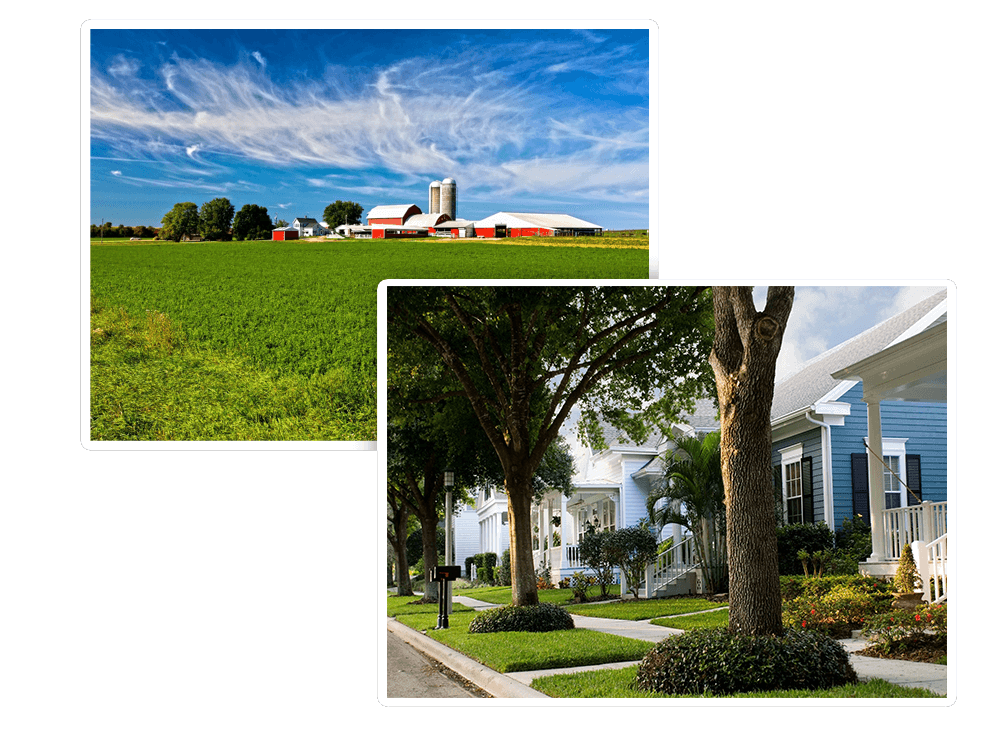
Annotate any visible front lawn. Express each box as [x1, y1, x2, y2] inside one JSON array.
[[386, 594, 473, 618], [455, 585, 620, 606], [565, 598, 724, 621], [651, 608, 730, 630], [531, 666, 943, 698], [392, 610, 652, 673]]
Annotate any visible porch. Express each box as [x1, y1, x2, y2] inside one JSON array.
[[832, 318, 948, 604], [531, 485, 618, 583]]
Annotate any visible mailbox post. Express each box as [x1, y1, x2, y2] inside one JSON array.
[[432, 566, 461, 629]]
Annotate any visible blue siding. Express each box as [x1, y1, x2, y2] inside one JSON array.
[[771, 427, 823, 524], [828, 383, 947, 531]]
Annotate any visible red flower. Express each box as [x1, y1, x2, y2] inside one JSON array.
[[810, 608, 816, 615], [915, 613, 921, 622], [802, 621, 807, 628]]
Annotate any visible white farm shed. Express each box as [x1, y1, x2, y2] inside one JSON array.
[[473, 212, 603, 238]]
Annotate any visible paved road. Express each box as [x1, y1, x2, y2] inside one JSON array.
[[386, 630, 490, 698]]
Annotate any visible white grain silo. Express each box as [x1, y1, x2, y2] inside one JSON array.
[[429, 180, 441, 215], [440, 177, 456, 220]]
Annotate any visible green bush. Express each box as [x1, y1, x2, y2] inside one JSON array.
[[776, 523, 834, 575], [635, 628, 857, 695], [495, 549, 511, 586], [467, 603, 575, 634], [783, 582, 891, 637], [894, 544, 919, 594], [779, 574, 894, 602]]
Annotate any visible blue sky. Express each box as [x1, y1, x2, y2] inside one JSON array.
[[753, 284, 946, 381], [89, 27, 650, 230]]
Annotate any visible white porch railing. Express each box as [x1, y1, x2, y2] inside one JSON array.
[[533, 544, 582, 575], [882, 501, 947, 560]]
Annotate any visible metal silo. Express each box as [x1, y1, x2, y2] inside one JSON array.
[[441, 177, 456, 220], [429, 180, 441, 214]]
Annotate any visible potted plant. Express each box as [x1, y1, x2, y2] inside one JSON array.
[[891, 543, 924, 609]]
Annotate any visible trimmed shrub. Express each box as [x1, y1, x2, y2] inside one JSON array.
[[779, 574, 894, 602], [636, 628, 857, 695], [494, 549, 511, 586], [894, 544, 919, 594], [783, 582, 891, 637], [861, 602, 947, 657], [468, 603, 575, 634], [776, 523, 835, 575]]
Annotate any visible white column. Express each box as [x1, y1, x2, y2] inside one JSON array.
[[866, 399, 887, 562]]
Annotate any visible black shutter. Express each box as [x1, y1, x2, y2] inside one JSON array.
[[802, 456, 814, 523], [851, 453, 870, 524], [905, 454, 922, 504]]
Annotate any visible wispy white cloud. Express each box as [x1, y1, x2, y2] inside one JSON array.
[[90, 39, 648, 203], [111, 170, 122, 176]]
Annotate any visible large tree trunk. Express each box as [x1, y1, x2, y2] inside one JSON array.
[[710, 286, 794, 636], [420, 522, 439, 603], [506, 475, 540, 607]]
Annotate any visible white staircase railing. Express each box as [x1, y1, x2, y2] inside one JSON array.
[[911, 534, 948, 604], [883, 501, 947, 559], [643, 536, 699, 597]]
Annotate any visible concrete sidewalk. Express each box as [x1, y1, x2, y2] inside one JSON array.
[[398, 595, 947, 697]]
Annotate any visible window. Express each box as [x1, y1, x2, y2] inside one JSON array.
[[779, 444, 803, 524], [883, 455, 902, 509], [868, 438, 909, 508]]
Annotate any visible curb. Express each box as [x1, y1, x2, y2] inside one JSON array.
[[387, 618, 549, 699]]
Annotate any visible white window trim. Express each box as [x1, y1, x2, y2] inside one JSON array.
[[865, 437, 909, 508], [779, 444, 804, 524]]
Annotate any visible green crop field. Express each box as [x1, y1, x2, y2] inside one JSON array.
[[90, 236, 649, 441]]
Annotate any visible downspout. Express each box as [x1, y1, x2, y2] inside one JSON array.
[[804, 410, 834, 527]]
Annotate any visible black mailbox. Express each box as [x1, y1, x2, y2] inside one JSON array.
[[432, 566, 461, 582]]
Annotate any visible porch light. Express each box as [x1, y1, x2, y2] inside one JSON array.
[[444, 470, 454, 487]]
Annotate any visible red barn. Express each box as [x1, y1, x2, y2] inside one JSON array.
[[366, 204, 422, 226], [272, 227, 299, 241]]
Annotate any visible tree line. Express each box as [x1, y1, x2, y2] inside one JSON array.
[[90, 223, 158, 239], [154, 198, 365, 242]]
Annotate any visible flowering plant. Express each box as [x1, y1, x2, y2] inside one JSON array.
[[860, 602, 947, 656]]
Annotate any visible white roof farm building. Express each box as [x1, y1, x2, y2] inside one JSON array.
[[473, 212, 603, 238], [357, 178, 605, 239]]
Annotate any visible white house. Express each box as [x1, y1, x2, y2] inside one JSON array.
[[474, 399, 719, 593], [292, 217, 329, 237]]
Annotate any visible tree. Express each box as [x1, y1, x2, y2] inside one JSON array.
[[578, 527, 615, 597], [231, 204, 273, 241], [159, 202, 200, 242], [274, 219, 289, 228], [387, 394, 573, 603], [322, 200, 364, 229], [709, 286, 795, 636], [603, 524, 659, 599], [387, 492, 414, 596], [388, 286, 715, 607], [646, 431, 727, 594], [199, 197, 235, 241]]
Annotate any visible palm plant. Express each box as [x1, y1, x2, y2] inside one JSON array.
[[645, 431, 727, 594]]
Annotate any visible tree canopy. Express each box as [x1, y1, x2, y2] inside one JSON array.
[[232, 204, 273, 241], [199, 197, 235, 241], [159, 202, 200, 241], [388, 285, 715, 606], [323, 200, 364, 229]]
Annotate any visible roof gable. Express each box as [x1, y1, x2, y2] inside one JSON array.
[[770, 289, 947, 421]]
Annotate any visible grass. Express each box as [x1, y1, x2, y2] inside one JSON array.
[[454, 585, 620, 606], [91, 237, 647, 441], [387, 589, 942, 699], [530, 666, 943, 698], [393, 610, 653, 673], [565, 598, 725, 621], [90, 301, 373, 440]]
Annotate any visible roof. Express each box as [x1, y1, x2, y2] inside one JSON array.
[[272, 226, 298, 231], [403, 213, 449, 227], [770, 289, 947, 421], [294, 217, 319, 226], [586, 397, 720, 451], [475, 212, 603, 230], [434, 219, 476, 228], [367, 204, 420, 219]]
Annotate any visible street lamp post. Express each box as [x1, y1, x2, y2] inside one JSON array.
[[444, 470, 454, 616]]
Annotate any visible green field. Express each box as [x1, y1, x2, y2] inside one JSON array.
[[90, 236, 649, 441]]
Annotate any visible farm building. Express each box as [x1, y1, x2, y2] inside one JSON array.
[[473, 212, 604, 238], [367, 204, 422, 226], [272, 226, 299, 241], [292, 217, 329, 237], [431, 219, 477, 238], [371, 225, 428, 239]]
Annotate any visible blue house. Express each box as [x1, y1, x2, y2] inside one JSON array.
[[770, 289, 948, 597]]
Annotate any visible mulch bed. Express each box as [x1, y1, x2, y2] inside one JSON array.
[[858, 633, 947, 664]]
